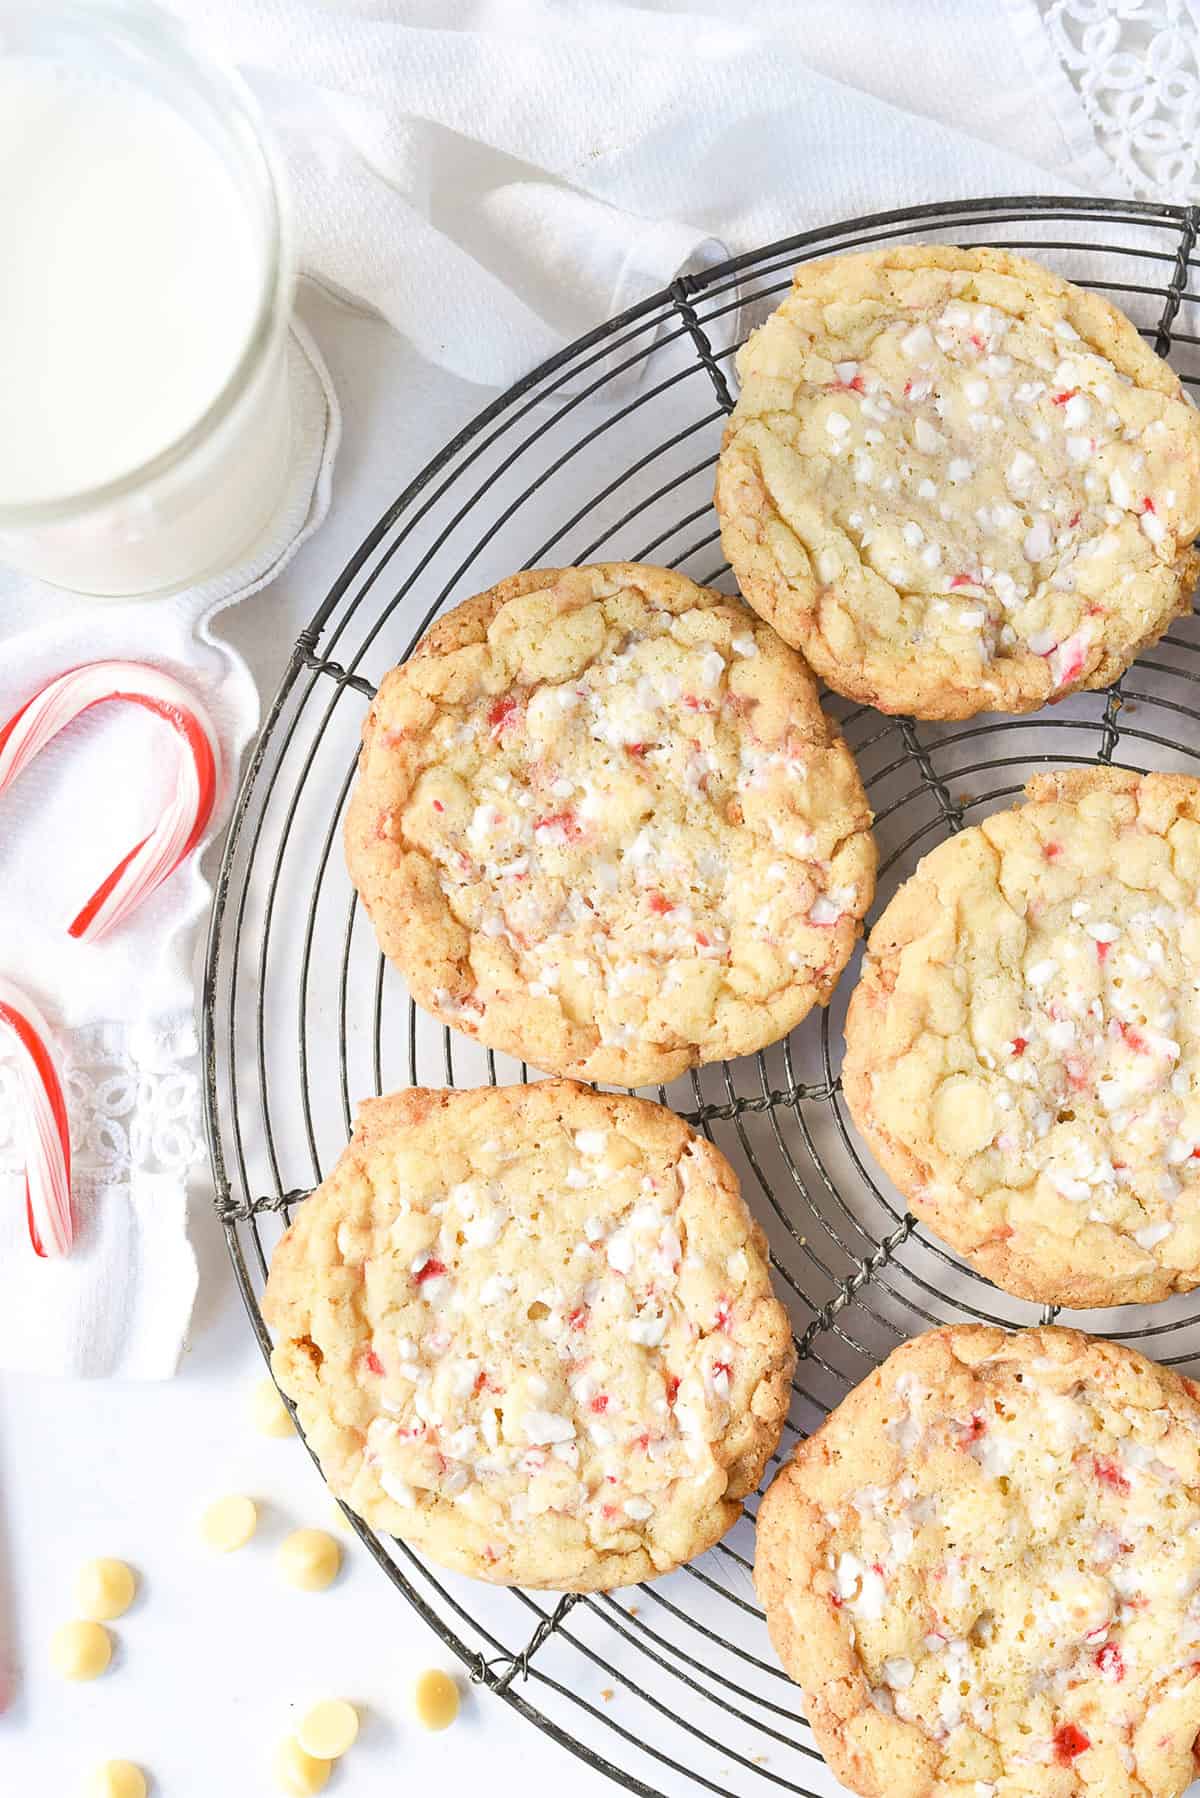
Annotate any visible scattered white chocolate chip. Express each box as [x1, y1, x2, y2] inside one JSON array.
[[84, 1762, 147, 1798], [413, 1668, 460, 1731], [252, 1378, 296, 1439], [200, 1496, 258, 1552], [297, 1699, 359, 1761], [51, 1619, 111, 1681], [74, 1558, 137, 1623], [273, 1737, 331, 1796], [278, 1529, 341, 1592]]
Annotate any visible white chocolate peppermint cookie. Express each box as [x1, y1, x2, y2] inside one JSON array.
[[263, 1082, 796, 1591], [755, 1324, 1200, 1798], [344, 563, 875, 1086], [844, 769, 1200, 1308], [716, 246, 1200, 720]]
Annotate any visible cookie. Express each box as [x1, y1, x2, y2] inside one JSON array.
[[715, 245, 1200, 720], [345, 563, 875, 1086], [263, 1080, 796, 1591], [755, 1323, 1200, 1798], [843, 768, 1200, 1308]]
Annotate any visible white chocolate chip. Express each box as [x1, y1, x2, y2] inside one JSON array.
[[273, 1738, 331, 1795], [298, 1700, 359, 1761], [85, 1764, 147, 1798], [74, 1558, 137, 1623], [200, 1495, 257, 1552], [278, 1529, 341, 1591], [413, 1668, 460, 1731]]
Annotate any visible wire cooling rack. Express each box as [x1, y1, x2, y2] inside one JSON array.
[[202, 196, 1200, 1798]]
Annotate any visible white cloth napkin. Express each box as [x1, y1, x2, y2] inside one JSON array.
[[2, 0, 1181, 1376], [0, 324, 338, 1377]]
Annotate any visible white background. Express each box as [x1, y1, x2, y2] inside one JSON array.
[[5, 1, 1200, 1790]]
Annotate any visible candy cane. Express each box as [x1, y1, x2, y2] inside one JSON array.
[[0, 661, 219, 942], [0, 977, 72, 1257]]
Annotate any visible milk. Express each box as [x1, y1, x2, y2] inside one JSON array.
[[0, 50, 291, 596]]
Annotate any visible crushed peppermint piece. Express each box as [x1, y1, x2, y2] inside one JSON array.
[[523, 1410, 576, 1446]]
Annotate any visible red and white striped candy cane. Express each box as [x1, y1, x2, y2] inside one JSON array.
[[0, 976, 72, 1257], [0, 661, 220, 942]]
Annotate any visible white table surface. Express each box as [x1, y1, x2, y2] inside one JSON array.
[[0, 286, 621, 1798], [5, 6, 1198, 1788]]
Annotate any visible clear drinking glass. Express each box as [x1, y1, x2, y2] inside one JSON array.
[[0, 1, 294, 599]]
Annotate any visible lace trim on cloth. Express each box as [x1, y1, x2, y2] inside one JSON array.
[[0, 1015, 205, 1190], [1035, 0, 1200, 199]]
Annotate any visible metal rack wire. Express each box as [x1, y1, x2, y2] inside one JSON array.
[[202, 196, 1200, 1798]]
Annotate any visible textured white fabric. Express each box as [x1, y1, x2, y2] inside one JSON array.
[[189, 0, 1099, 390], [0, 0, 1170, 1378], [1010, 0, 1200, 201]]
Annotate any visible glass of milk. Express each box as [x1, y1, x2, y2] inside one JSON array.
[[0, 1, 294, 599]]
